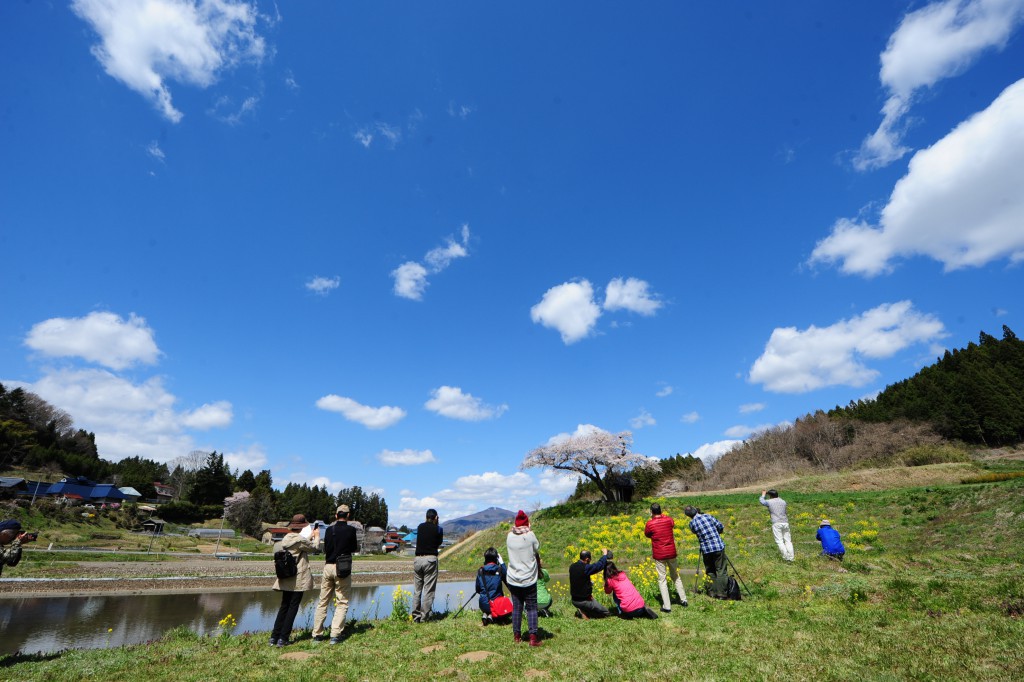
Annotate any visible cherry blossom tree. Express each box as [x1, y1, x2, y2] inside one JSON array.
[[522, 429, 660, 503]]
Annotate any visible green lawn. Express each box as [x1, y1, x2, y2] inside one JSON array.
[[3, 476, 1023, 680]]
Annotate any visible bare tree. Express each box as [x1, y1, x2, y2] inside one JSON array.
[[522, 430, 659, 503], [167, 449, 211, 500]]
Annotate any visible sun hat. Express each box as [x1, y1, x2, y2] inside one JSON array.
[[288, 513, 308, 530], [820, 519, 831, 527], [514, 510, 530, 527]]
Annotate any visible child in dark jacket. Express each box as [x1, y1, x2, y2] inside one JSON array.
[[476, 547, 509, 625]]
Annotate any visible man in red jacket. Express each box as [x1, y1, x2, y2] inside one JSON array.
[[644, 503, 688, 612]]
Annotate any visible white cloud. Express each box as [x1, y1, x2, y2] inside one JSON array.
[[448, 101, 474, 118], [629, 409, 656, 430], [181, 401, 233, 429], [724, 422, 788, 439], [354, 129, 373, 148], [222, 443, 268, 471], [748, 301, 946, 393], [854, 0, 1024, 170], [25, 311, 160, 370], [315, 394, 406, 429], [305, 275, 340, 295], [147, 141, 166, 161], [530, 280, 602, 344], [209, 94, 259, 125], [377, 448, 437, 466], [391, 262, 429, 300], [442, 471, 534, 500], [544, 423, 606, 446], [603, 277, 662, 315], [424, 386, 508, 421], [14, 367, 231, 462], [739, 402, 766, 414], [691, 440, 743, 463], [71, 0, 265, 123], [283, 69, 299, 91], [278, 472, 346, 495], [816, 78, 1024, 275], [680, 411, 700, 424], [392, 225, 471, 301], [655, 384, 674, 398]]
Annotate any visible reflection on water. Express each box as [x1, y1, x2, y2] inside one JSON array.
[[0, 581, 477, 655]]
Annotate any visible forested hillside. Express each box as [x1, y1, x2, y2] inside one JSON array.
[[831, 326, 1024, 445]]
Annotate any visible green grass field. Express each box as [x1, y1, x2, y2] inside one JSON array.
[[3, 473, 1023, 680]]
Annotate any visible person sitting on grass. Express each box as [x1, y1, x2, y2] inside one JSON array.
[[536, 566, 553, 617], [569, 549, 611, 619], [603, 562, 658, 620], [816, 520, 846, 561], [476, 547, 509, 626]]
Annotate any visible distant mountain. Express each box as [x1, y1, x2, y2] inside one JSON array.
[[443, 507, 516, 538]]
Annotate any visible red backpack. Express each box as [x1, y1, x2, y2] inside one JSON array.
[[490, 596, 513, 617]]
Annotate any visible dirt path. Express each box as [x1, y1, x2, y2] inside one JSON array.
[[0, 557, 473, 599]]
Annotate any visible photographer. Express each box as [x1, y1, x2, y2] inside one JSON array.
[[684, 505, 729, 599], [0, 520, 37, 577]]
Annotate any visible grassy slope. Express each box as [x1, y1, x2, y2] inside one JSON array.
[[4, 469, 1024, 680]]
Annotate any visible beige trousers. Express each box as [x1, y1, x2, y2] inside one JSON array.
[[312, 563, 351, 638], [654, 556, 688, 609]]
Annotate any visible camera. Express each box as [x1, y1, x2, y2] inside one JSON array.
[[23, 532, 38, 542]]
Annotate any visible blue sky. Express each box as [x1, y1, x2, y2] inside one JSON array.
[[2, 1, 1023, 526]]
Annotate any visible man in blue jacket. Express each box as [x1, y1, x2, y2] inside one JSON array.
[[816, 520, 846, 561]]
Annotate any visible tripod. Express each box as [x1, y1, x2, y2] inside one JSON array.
[[452, 590, 479, 619], [694, 548, 752, 598]]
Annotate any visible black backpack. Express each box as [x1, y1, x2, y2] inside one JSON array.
[[726, 576, 742, 601], [274, 548, 297, 579]]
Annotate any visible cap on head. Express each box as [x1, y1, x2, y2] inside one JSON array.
[[514, 510, 530, 527], [820, 519, 831, 527], [0, 520, 22, 534], [336, 504, 350, 517]]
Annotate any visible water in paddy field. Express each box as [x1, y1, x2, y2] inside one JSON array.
[[0, 580, 477, 656]]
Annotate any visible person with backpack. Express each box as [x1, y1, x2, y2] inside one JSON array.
[[506, 510, 542, 646], [816, 519, 846, 561], [476, 547, 511, 626], [760, 489, 795, 562], [644, 503, 688, 612], [270, 514, 319, 647], [311, 504, 359, 644], [0, 520, 36, 577], [569, 548, 611, 619], [685, 505, 729, 599], [603, 561, 658, 619]]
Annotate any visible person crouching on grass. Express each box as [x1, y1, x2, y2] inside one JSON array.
[[476, 547, 510, 626], [603, 561, 658, 619], [506, 510, 542, 646]]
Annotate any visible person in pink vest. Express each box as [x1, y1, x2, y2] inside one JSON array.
[[603, 562, 658, 620], [643, 503, 688, 612]]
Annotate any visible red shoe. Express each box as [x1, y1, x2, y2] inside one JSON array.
[[528, 634, 541, 647], [513, 633, 522, 643]]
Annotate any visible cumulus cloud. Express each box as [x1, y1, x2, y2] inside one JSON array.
[[222, 443, 268, 471], [424, 386, 508, 421], [724, 422, 788, 439], [543, 423, 606, 446], [71, 0, 265, 123], [748, 301, 946, 393], [14, 367, 231, 462], [392, 225, 471, 301], [854, 0, 1024, 170], [739, 402, 766, 414], [25, 312, 160, 370], [603, 277, 662, 315], [305, 275, 340, 295], [181, 401, 233, 429], [629, 409, 656, 430], [377, 448, 437, 466], [680, 411, 700, 424], [315, 394, 406, 429], [530, 280, 602, 344], [816, 78, 1024, 275], [655, 384, 674, 398], [691, 440, 743, 463]]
